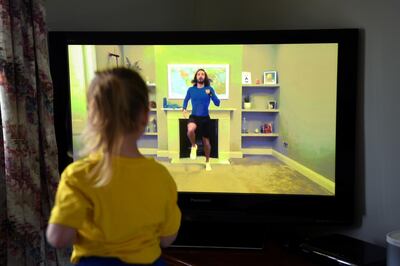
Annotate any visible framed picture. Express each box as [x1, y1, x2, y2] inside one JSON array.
[[168, 64, 229, 99], [242, 72, 252, 84], [263, 71, 278, 85]]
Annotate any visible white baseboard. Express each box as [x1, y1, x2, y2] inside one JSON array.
[[229, 151, 243, 158], [139, 148, 158, 155], [241, 148, 273, 155], [156, 150, 170, 158]]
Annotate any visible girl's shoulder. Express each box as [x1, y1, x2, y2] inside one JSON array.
[[113, 157, 176, 188], [147, 159, 176, 185], [61, 153, 102, 182], [144, 158, 171, 176], [112, 156, 167, 175]]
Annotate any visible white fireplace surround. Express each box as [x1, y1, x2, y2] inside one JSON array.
[[158, 108, 238, 163]]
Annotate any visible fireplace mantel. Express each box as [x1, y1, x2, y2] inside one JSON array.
[[161, 108, 236, 112]]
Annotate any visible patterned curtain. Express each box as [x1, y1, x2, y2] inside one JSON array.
[[0, 0, 69, 265]]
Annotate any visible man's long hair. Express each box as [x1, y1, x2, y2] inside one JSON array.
[[191, 68, 212, 87]]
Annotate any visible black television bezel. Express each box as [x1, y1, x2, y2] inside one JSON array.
[[49, 29, 358, 227]]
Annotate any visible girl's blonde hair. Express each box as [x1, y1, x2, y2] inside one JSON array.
[[80, 67, 149, 186]]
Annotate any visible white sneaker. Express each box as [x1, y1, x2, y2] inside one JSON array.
[[190, 144, 197, 159], [205, 162, 212, 171]]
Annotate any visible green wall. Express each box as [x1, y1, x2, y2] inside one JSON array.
[[153, 45, 243, 151], [69, 45, 97, 154]]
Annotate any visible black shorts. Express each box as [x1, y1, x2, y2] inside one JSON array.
[[188, 115, 211, 139]]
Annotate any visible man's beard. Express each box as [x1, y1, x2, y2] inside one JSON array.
[[197, 78, 204, 84]]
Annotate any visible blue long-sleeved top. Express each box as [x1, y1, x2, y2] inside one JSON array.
[[182, 86, 220, 116]]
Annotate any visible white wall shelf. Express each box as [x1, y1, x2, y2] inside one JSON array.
[[241, 133, 279, 137], [144, 132, 158, 136], [242, 84, 280, 88], [241, 109, 279, 113], [241, 80, 280, 150]]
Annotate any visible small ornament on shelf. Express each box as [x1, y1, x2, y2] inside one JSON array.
[[244, 94, 251, 109], [162, 97, 182, 109], [242, 72, 252, 84], [267, 100, 277, 110], [260, 122, 273, 133], [242, 117, 248, 133], [264, 122, 273, 133], [151, 118, 157, 133]]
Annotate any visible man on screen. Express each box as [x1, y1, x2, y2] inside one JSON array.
[[182, 69, 220, 171]]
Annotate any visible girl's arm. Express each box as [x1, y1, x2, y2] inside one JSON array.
[[160, 233, 178, 248], [46, 223, 77, 248]]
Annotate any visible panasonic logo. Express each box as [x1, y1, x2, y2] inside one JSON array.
[[190, 198, 212, 203]]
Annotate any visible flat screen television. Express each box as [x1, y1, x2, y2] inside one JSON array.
[[48, 29, 358, 247]]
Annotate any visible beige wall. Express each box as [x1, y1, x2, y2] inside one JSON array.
[[276, 44, 338, 180]]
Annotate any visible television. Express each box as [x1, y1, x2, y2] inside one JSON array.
[[48, 29, 358, 248]]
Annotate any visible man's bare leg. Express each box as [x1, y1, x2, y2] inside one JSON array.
[[187, 123, 197, 146], [203, 137, 212, 170], [188, 123, 197, 159], [202, 137, 211, 162]]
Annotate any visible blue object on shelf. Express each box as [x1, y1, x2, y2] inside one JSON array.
[[163, 97, 182, 109]]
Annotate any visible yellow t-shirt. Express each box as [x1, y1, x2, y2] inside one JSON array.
[[49, 154, 181, 264]]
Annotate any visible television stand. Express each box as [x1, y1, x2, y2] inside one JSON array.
[[172, 221, 265, 249], [163, 239, 319, 266], [163, 234, 386, 266], [298, 234, 386, 266]]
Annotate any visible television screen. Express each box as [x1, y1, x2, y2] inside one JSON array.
[[68, 43, 338, 196], [49, 30, 357, 231]]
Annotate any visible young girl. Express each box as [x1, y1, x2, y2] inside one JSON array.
[[46, 68, 181, 266]]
